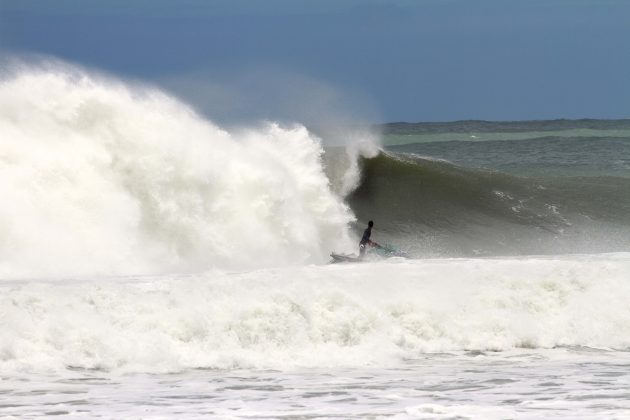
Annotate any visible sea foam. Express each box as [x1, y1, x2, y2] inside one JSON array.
[[2, 254, 629, 373]]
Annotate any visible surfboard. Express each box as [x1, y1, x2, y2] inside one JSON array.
[[330, 253, 363, 263]]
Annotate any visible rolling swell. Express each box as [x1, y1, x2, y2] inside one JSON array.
[[347, 151, 630, 256]]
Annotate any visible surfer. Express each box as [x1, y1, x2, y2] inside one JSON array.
[[359, 220, 377, 257]]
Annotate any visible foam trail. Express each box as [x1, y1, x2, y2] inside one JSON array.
[[1, 254, 629, 373], [0, 65, 355, 278]]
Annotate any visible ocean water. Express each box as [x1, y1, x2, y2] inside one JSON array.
[[2, 65, 630, 419]]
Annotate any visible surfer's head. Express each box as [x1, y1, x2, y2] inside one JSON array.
[[368, 220, 374, 228]]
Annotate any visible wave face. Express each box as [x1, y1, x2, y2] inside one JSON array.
[[0, 67, 355, 278], [2, 255, 629, 373], [348, 151, 630, 257]]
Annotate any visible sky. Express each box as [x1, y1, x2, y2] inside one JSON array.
[[1, 0, 629, 124]]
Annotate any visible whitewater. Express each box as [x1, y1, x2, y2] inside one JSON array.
[[0, 67, 356, 278], [2, 66, 630, 419]]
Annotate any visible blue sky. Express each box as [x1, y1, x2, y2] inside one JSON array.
[[1, 0, 629, 123]]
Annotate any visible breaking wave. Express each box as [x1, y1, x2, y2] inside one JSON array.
[[348, 151, 630, 257], [0, 65, 356, 278]]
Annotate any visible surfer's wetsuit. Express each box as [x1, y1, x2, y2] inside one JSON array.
[[359, 222, 373, 256]]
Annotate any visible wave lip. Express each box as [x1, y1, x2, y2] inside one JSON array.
[[2, 254, 629, 373]]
